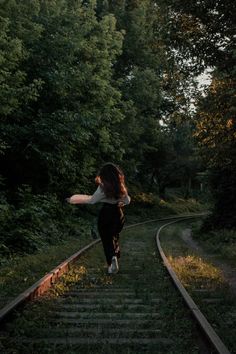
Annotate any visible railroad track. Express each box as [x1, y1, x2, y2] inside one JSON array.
[[0, 214, 231, 353]]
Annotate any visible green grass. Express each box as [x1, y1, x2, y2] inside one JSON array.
[[168, 254, 223, 289], [160, 220, 236, 352], [0, 233, 91, 308], [192, 222, 236, 266]]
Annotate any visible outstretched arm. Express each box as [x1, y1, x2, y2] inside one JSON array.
[[67, 194, 93, 204], [67, 186, 104, 205]]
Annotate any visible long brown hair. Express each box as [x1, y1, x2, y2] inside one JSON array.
[[95, 163, 127, 199]]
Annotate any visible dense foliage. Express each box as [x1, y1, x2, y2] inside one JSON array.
[[159, 0, 236, 229], [0, 0, 234, 254]]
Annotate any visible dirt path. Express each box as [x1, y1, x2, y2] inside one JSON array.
[[181, 229, 236, 295]]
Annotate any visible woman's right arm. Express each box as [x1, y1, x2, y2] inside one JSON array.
[[67, 186, 104, 205], [67, 194, 93, 204]]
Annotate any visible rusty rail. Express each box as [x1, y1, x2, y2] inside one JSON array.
[[0, 212, 231, 353], [156, 218, 231, 354], [0, 239, 100, 323], [0, 213, 207, 324]]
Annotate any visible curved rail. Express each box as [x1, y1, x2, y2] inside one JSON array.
[[0, 212, 230, 353], [0, 213, 206, 324], [125, 212, 208, 229], [156, 218, 231, 354]]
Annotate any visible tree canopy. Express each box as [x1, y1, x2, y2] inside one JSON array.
[[0, 0, 235, 254]]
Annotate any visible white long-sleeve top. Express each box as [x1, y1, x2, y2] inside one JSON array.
[[69, 185, 131, 205]]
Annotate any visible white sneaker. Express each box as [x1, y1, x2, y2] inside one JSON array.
[[108, 265, 113, 274], [111, 256, 119, 273], [107, 256, 119, 274]]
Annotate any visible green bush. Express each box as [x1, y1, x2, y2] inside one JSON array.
[[0, 187, 91, 256], [132, 192, 160, 208]]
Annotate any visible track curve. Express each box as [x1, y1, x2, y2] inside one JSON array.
[[0, 212, 231, 354], [156, 218, 231, 354], [0, 213, 206, 324]]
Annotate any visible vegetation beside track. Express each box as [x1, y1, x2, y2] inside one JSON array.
[[1, 222, 205, 354], [192, 221, 236, 266], [0, 196, 206, 308], [160, 220, 236, 352], [0, 235, 90, 309]]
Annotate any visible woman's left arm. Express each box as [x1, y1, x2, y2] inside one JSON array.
[[118, 191, 131, 207]]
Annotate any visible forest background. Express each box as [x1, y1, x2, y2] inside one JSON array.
[[0, 0, 235, 256]]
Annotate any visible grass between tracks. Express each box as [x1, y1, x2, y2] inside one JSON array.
[[160, 220, 236, 352], [1, 221, 204, 354]]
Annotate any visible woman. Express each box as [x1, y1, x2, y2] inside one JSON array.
[[67, 163, 131, 274]]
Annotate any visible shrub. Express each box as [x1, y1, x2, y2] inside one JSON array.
[[0, 186, 91, 256]]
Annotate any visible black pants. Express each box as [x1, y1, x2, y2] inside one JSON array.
[[98, 203, 125, 266]]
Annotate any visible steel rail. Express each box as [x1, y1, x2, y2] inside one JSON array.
[[0, 212, 206, 325], [124, 212, 208, 229], [156, 218, 231, 354], [1, 211, 230, 353], [0, 239, 100, 323]]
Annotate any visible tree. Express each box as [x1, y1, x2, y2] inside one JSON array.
[[195, 74, 236, 228], [0, 0, 124, 197], [0, 6, 42, 154], [157, 0, 236, 228], [97, 1, 166, 183], [142, 121, 200, 199]]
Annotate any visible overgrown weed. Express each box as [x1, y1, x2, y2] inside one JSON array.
[[168, 255, 224, 289]]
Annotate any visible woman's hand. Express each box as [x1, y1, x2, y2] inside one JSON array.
[[65, 197, 71, 204]]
